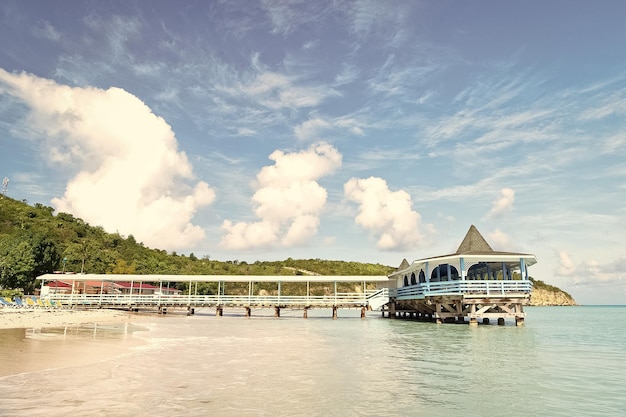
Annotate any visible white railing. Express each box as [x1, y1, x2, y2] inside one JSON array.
[[49, 292, 372, 307], [395, 280, 532, 300], [365, 288, 390, 310]]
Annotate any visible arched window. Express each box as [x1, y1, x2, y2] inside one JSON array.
[[419, 270, 425, 283], [468, 263, 488, 280], [403, 275, 409, 286], [431, 264, 459, 281], [410, 272, 416, 285]]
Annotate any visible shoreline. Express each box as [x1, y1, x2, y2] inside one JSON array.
[[0, 308, 133, 330], [0, 308, 148, 378]]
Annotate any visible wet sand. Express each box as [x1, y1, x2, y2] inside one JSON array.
[[0, 309, 144, 377], [0, 308, 131, 330]]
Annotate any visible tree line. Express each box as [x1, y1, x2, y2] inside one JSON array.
[[0, 196, 395, 294]]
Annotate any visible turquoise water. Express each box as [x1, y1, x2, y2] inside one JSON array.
[[1, 306, 625, 416]]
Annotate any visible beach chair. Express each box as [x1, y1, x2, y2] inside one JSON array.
[[24, 297, 37, 308], [36, 297, 46, 308], [14, 297, 28, 308], [0, 297, 17, 308]]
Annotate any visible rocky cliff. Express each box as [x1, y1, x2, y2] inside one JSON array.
[[530, 285, 576, 306]]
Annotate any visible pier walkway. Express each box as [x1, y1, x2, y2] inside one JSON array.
[[36, 274, 391, 318]]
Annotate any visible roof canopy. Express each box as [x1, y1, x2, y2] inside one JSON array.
[[37, 273, 390, 284], [391, 225, 537, 276]]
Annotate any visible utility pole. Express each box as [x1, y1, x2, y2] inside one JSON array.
[[1, 177, 8, 198]]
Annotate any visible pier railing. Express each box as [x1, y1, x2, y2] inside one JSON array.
[[394, 280, 532, 300], [49, 291, 382, 308]]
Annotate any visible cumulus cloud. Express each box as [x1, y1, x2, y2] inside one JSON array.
[[344, 176, 429, 250], [220, 142, 342, 250], [486, 187, 515, 219], [0, 69, 215, 250]]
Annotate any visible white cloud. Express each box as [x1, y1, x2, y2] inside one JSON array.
[[294, 116, 365, 141], [344, 176, 429, 251], [33, 20, 62, 42], [220, 142, 342, 250], [0, 69, 215, 250], [294, 117, 331, 141], [556, 250, 626, 286], [556, 250, 577, 277], [488, 228, 513, 251], [486, 188, 515, 219], [222, 68, 340, 111]]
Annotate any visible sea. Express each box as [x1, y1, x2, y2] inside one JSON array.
[[1, 306, 625, 417]]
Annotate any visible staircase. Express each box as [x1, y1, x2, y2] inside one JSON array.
[[366, 288, 390, 310]]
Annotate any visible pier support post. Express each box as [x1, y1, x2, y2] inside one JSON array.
[[332, 306, 338, 320], [216, 306, 223, 316], [361, 307, 366, 318], [469, 318, 478, 326], [483, 318, 490, 324], [303, 307, 308, 319], [497, 318, 505, 326], [245, 307, 251, 317], [435, 304, 443, 324], [388, 302, 396, 319], [516, 316, 524, 326], [274, 306, 281, 318]]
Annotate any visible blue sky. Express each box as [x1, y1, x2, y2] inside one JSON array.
[[1, 1, 625, 304]]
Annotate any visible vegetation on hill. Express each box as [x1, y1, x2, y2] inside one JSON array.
[[0, 197, 394, 294], [529, 277, 576, 305]]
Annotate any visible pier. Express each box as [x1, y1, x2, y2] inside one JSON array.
[[36, 274, 391, 319], [35, 226, 537, 325]]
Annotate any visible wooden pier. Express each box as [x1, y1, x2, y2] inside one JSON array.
[[36, 226, 537, 326], [36, 274, 390, 319]]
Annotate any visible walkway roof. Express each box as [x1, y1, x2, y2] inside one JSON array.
[[37, 273, 390, 284]]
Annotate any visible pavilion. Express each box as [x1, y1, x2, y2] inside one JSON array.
[[388, 225, 537, 325]]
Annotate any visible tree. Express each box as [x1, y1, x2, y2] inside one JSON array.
[[31, 234, 61, 277], [0, 237, 36, 292]]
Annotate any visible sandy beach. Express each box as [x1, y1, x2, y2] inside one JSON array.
[[0, 308, 133, 330]]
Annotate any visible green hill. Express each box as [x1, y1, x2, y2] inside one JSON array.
[[0, 196, 393, 294], [1, 196, 575, 305]]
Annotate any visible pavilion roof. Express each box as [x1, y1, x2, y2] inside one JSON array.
[[391, 225, 537, 276], [456, 224, 493, 254]]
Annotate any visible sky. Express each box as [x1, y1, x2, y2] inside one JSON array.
[[1, 1, 625, 305]]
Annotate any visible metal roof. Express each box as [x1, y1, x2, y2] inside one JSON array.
[[37, 273, 390, 283]]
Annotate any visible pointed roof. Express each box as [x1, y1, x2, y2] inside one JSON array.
[[388, 225, 538, 277], [455, 225, 493, 254], [397, 258, 410, 271]]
